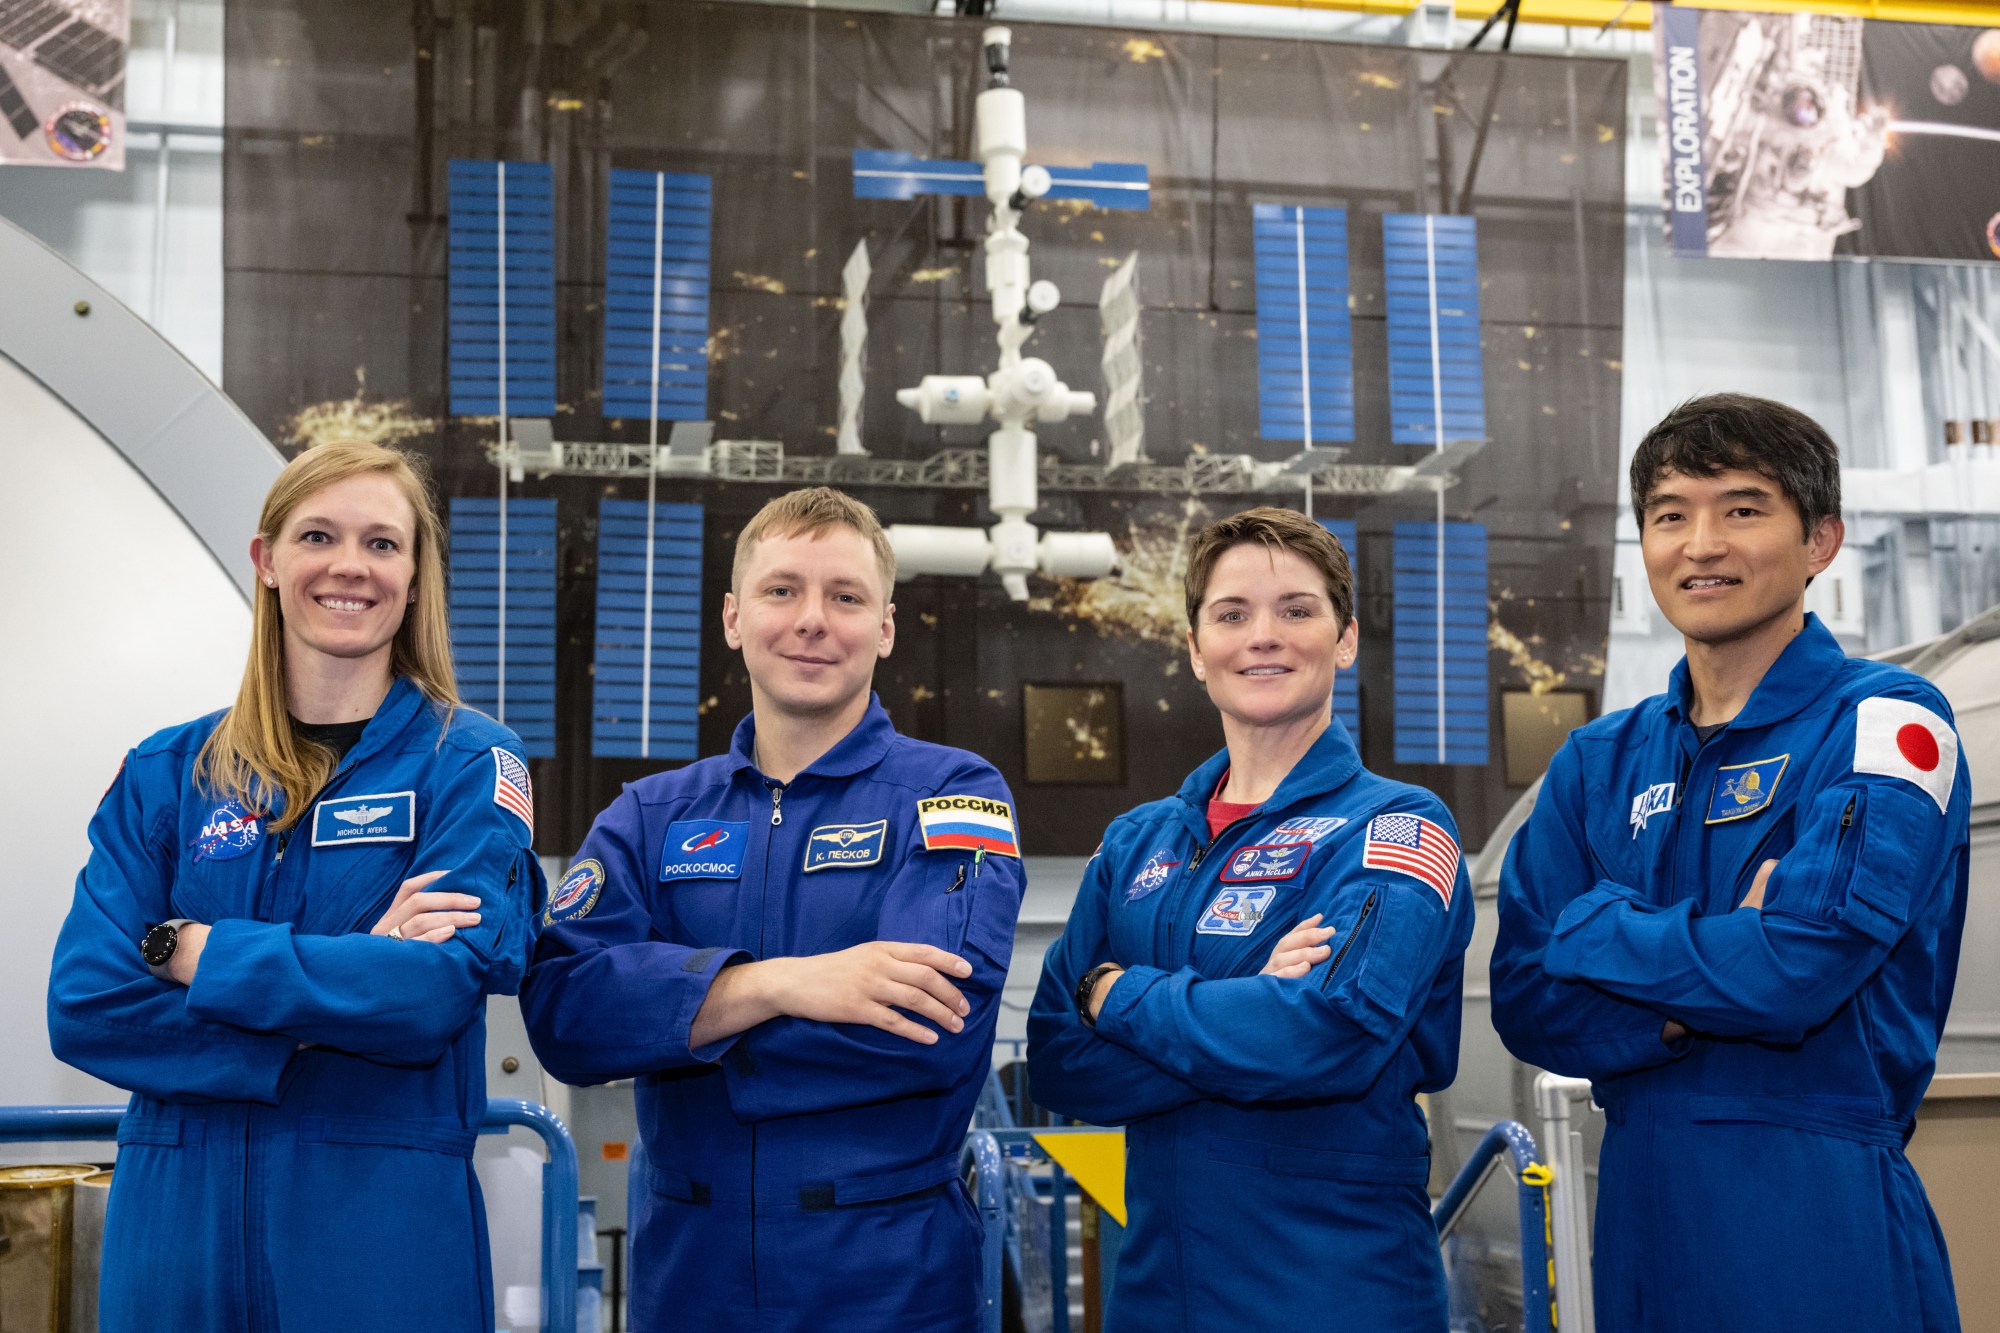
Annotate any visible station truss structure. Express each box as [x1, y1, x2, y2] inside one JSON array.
[[487, 429, 1480, 500]]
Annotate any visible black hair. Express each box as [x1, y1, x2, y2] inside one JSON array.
[[1629, 393, 1841, 536]]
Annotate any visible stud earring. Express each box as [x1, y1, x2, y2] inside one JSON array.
[[264, 577, 276, 588]]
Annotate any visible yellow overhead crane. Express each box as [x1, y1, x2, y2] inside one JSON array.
[[1215, 0, 2000, 34]]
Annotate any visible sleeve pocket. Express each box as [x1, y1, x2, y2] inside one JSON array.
[[1828, 789, 1915, 949], [1338, 885, 1446, 1039]]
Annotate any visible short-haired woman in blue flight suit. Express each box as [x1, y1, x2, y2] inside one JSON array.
[[1029, 506, 1475, 1332], [48, 441, 541, 1333]]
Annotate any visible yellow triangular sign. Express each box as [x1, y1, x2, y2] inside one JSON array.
[[1034, 1130, 1127, 1227]]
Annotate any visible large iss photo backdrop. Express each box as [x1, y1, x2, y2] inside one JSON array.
[[221, 1, 1627, 854]]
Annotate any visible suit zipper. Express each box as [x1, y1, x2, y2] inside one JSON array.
[[1328, 892, 1376, 976], [752, 778, 785, 1304]]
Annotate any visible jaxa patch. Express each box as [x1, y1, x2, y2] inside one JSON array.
[[660, 820, 750, 881], [1196, 887, 1278, 936], [1705, 755, 1789, 824], [1629, 782, 1676, 838], [311, 791, 416, 847], [1220, 842, 1310, 883], [191, 800, 262, 863], [1125, 850, 1181, 904], [804, 819, 888, 873], [916, 795, 1019, 857], [545, 858, 604, 925], [1269, 816, 1347, 845]]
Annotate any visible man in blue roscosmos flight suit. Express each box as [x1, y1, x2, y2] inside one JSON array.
[[521, 488, 1024, 1332], [1028, 507, 1475, 1332], [1492, 394, 1970, 1333]]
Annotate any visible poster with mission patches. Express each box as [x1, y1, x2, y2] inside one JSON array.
[[0, 0, 129, 170], [1653, 4, 2000, 262]]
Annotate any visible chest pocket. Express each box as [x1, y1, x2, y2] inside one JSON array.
[[294, 841, 421, 936], [658, 874, 746, 949], [1187, 881, 1302, 979]]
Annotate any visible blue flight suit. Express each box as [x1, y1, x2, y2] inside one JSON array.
[[1028, 721, 1474, 1333], [47, 676, 543, 1333], [518, 696, 1025, 1333], [1491, 615, 1970, 1332]]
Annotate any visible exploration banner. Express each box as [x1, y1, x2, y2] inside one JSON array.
[[1654, 4, 2000, 261], [0, 0, 129, 170]]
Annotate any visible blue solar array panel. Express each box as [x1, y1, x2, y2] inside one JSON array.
[[1254, 204, 1354, 445], [593, 499, 703, 760], [851, 149, 1150, 210], [448, 498, 558, 757], [1317, 518, 1361, 743], [1381, 214, 1485, 449], [602, 170, 712, 422], [447, 160, 557, 418], [1391, 521, 1488, 766]]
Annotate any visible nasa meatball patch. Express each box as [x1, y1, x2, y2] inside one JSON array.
[[546, 858, 604, 925], [1854, 696, 1958, 815], [312, 791, 417, 847], [191, 800, 263, 863]]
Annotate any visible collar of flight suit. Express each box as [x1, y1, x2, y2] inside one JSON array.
[[1661, 612, 1846, 734], [1168, 713, 1364, 842], [263, 675, 428, 818], [724, 692, 897, 783]]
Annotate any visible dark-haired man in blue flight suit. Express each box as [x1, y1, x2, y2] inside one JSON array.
[[520, 488, 1024, 1333], [1492, 393, 1970, 1332]]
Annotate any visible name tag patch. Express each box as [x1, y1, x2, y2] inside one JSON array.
[[1220, 842, 1311, 883], [311, 791, 416, 847], [192, 800, 263, 863], [804, 820, 888, 873], [1705, 755, 1788, 824], [545, 858, 604, 925], [660, 820, 749, 881], [1197, 887, 1278, 936]]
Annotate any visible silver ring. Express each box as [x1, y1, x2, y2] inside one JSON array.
[[388, 925, 405, 940]]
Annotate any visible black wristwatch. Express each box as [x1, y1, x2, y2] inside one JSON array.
[[1075, 963, 1122, 1029], [141, 919, 195, 981]]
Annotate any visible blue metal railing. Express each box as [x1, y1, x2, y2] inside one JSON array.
[[961, 1129, 1007, 1333], [1432, 1118, 1553, 1333], [0, 1098, 579, 1333]]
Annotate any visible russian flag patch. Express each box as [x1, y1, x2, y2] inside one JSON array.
[[916, 794, 1020, 858]]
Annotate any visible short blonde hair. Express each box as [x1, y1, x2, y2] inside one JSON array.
[[1184, 506, 1354, 631], [196, 441, 457, 831], [732, 487, 896, 598]]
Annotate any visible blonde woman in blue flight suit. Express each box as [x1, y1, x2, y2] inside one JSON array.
[[48, 441, 541, 1333], [1030, 507, 1475, 1332]]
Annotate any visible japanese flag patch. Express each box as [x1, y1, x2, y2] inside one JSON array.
[[1854, 696, 1958, 814]]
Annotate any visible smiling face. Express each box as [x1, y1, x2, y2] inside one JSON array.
[[250, 471, 417, 683], [1640, 466, 1842, 651], [1187, 542, 1356, 735], [723, 524, 895, 725]]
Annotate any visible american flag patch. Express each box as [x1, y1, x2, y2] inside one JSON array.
[[492, 747, 535, 834], [1361, 813, 1460, 906]]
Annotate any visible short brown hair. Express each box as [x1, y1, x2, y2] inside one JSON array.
[[732, 486, 897, 598], [1184, 506, 1354, 630]]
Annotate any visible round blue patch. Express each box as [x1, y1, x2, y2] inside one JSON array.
[[191, 801, 262, 863], [1124, 850, 1180, 904], [546, 858, 604, 925]]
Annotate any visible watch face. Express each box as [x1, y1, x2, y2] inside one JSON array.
[[140, 923, 178, 967]]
